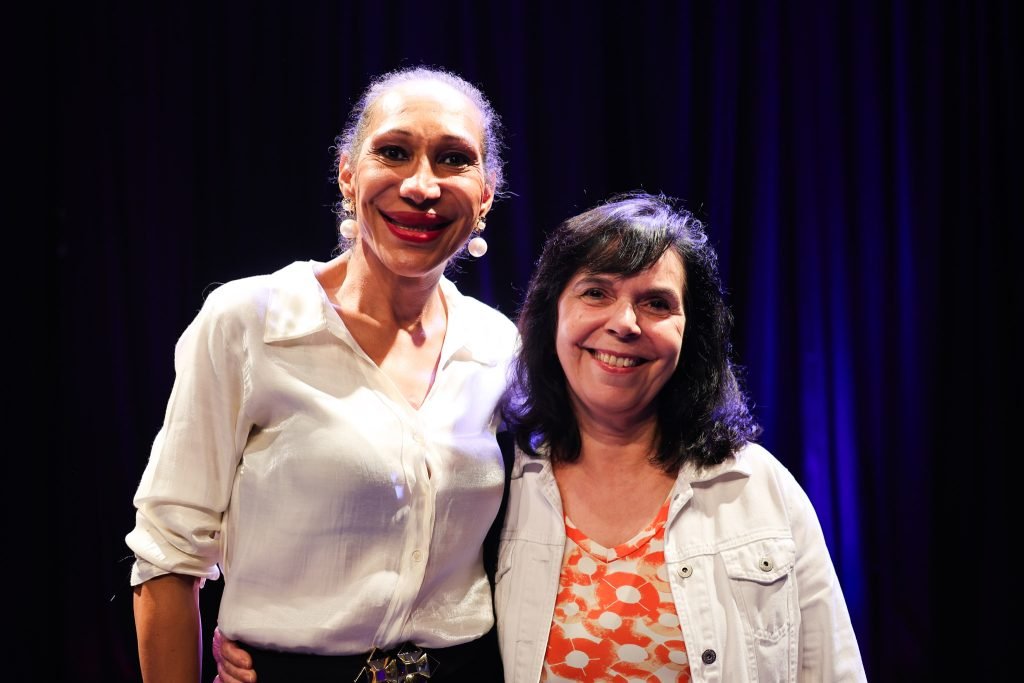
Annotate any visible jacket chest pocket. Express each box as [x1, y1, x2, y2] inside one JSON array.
[[720, 537, 796, 643]]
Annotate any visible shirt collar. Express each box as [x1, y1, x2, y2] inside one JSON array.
[[263, 261, 331, 343], [261, 261, 501, 368], [436, 277, 503, 368]]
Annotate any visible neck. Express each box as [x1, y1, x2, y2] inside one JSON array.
[[553, 414, 674, 507], [339, 246, 446, 330], [573, 412, 661, 470]]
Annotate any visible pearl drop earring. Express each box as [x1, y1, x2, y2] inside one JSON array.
[[467, 217, 488, 258], [339, 218, 357, 239], [340, 198, 357, 240]]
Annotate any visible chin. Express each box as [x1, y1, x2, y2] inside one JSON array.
[[381, 252, 453, 279]]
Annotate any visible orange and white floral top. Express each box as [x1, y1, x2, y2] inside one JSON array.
[[541, 497, 692, 682]]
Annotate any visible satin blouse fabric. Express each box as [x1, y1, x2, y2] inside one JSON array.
[[126, 260, 519, 654]]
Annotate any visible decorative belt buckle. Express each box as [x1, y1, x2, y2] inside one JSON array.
[[356, 648, 398, 683], [356, 644, 436, 683], [396, 644, 434, 680]]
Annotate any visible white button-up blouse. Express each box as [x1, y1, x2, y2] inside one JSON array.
[[126, 260, 519, 654]]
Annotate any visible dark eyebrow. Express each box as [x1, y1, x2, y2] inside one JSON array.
[[371, 129, 479, 151], [643, 286, 684, 303], [575, 274, 684, 303], [574, 275, 616, 288]]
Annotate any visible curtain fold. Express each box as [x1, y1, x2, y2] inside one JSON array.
[[54, 2, 1016, 679]]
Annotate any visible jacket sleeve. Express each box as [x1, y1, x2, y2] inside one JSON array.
[[783, 467, 868, 682]]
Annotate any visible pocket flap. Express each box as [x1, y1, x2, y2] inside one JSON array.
[[721, 537, 796, 583]]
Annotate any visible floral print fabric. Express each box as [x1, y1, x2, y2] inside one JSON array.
[[541, 497, 691, 682]]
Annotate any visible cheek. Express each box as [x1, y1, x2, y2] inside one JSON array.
[[554, 307, 583, 367], [352, 165, 391, 201], [653, 322, 686, 369], [672, 330, 685, 364], [554, 320, 574, 364], [458, 171, 486, 195], [448, 178, 488, 218], [669, 319, 686, 356]]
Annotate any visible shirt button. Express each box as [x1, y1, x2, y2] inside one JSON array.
[[678, 564, 692, 578], [412, 550, 423, 562], [701, 649, 717, 665], [412, 432, 425, 445], [759, 557, 774, 572]]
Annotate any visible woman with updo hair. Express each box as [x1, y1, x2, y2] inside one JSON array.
[[128, 66, 514, 682]]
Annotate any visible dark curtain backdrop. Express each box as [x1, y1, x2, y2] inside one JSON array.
[[51, 1, 1018, 681]]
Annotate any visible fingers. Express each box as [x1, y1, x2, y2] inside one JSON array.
[[211, 626, 256, 682], [217, 660, 257, 683], [221, 634, 252, 668]]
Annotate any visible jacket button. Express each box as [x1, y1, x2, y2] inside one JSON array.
[[759, 557, 774, 572], [678, 564, 692, 578], [701, 649, 717, 665]]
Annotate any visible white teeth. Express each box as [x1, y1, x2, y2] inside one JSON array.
[[593, 350, 639, 368]]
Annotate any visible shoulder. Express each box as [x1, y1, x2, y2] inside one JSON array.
[[188, 261, 316, 336], [734, 442, 794, 480], [732, 442, 817, 513], [200, 274, 270, 316], [510, 441, 551, 479], [690, 442, 808, 503], [449, 283, 517, 333], [442, 279, 520, 353]]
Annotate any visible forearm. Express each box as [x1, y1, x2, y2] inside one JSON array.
[[133, 573, 203, 683]]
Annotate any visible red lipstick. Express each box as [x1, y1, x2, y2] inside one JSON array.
[[381, 211, 452, 243]]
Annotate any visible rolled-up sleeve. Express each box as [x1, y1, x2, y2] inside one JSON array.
[[126, 285, 253, 585]]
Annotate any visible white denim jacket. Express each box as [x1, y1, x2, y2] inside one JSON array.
[[495, 442, 867, 683]]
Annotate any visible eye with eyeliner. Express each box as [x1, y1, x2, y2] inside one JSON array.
[[372, 145, 409, 162], [438, 147, 478, 168], [369, 144, 478, 170]]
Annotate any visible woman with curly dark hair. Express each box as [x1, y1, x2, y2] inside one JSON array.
[[496, 192, 865, 682]]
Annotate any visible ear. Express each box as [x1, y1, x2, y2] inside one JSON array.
[[338, 153, 355, 200], [479, 172, 496, 218]]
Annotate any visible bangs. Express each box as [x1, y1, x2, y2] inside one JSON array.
[[577, 223, 676, 277]]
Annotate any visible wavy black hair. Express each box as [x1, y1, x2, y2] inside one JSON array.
[[503, 192, 761, 473]]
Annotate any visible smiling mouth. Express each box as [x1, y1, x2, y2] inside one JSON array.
[[589, 349, 647, 368], [380, 210, 453, 231]]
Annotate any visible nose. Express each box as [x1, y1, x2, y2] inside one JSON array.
[[400, 157, 441, 204], [607, 300, 641, 337]]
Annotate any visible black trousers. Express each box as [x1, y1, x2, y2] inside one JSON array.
[[242, 627, 504, 682]]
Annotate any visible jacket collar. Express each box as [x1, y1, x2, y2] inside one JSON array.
[[681, 446, 754, 485]]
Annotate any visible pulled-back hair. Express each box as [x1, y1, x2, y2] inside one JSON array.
[[503, 192, 761, 472]]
